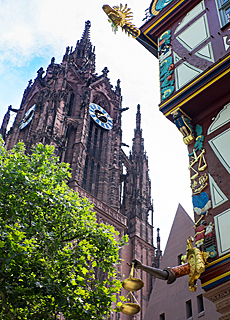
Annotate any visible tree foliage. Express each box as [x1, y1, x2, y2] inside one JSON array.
[[0, 140, 128, 319]]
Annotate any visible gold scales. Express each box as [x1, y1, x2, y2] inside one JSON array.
[[120, 263, 144, 315]]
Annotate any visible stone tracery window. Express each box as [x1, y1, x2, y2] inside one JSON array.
[[82, 93, 110, 196], [93, 93, 110, 114], [94, 164, 100, 197], [68, 93, 75, 116]]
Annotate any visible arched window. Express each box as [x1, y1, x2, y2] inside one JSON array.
[[82, 155, 89, 189], [99, 129, 104, 160], [94, 164, 100, 197], [68, 93, 75, 116], [120, 165, 127, 205], [92, 126, 98, 157], [87, 119, 93, 152], [88, 159, 95, 194]]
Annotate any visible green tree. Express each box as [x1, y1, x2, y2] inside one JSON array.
[[0, 140, 128, 319]]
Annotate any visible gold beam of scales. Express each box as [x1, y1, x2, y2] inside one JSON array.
[[119, 238, 209, 315]]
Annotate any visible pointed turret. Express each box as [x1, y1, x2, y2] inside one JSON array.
[[136, 103, 141, 130], [80, 20, 91, 43], [123, 104, 153, 224], [73, 21, 95, 74], [120, 104, 154, 313], [155, 228, 162, 268], [74, 20, 92, 58], [132, 104, 144, 154], [115, 79, 121, 96], [62, 21, 95, 75]]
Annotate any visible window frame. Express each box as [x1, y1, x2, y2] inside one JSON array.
[[159, 313, 165, 320], [197, 294, 204, 314], [216, 0, 230, 27], [186, 299, 193, 319]]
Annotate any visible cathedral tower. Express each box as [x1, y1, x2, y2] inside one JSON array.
[[1, 21, 154, 320]]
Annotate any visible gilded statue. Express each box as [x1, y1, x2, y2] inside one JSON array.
[[102, 4, 140, 38]]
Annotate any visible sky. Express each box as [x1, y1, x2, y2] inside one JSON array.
[[0, 0, 194, 252]]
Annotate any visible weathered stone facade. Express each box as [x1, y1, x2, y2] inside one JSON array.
[[1, 21, 155, 320]]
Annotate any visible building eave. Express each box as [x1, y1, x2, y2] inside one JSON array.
[[138, 0, 202, 59], [159, 52, 230, 122]]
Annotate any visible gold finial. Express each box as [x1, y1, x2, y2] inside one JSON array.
[[102, 4, 140, 38], [186, 237, 209, 291]]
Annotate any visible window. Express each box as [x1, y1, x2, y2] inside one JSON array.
[[99, 129, 104, 160], [216, 0, 230, 27], [87, 119, 93, 152], [178, 254, 183, 265], [197, 294, 204, 313], [94, 164, 100, 197], [82, 156, 89, 189], [68, 93, 75, 116], [88, 159, 95, 193], [147, 210, 153, 226], [186, 300, 193, 318], [92, 126, 98, 157], [159, 313, 165, 320]]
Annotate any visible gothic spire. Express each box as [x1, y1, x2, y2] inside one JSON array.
[[136, 103, 141, 130], [132, 104, 144, 154], [157, 228, 161, 252], [65, 20, 96, 74], [154, 228, 162, 268], [75, 20, 92, 54], [80, 20, 91, 43]]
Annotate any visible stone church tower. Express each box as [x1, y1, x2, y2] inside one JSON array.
[[1, 21, 155, 320]]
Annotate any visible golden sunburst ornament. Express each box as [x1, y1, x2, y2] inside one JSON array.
[[102, 4, 140, 38]]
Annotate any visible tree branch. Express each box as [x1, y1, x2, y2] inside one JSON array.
[[0, 290, 15, 320]]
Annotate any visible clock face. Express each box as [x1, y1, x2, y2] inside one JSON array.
[[19, 104, 36, 130], [89, 103, 113, 130]]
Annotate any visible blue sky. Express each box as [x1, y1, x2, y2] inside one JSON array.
[[0, 57, 47, 109], [0, 0, 194, 252]]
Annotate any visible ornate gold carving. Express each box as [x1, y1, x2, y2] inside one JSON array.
[[187, 124, 209, 195], [189, 149, 207, 174], [150, 0, 160, 16], [183, 134, 195, 145], [102, 4, 140, 38], [189, 149, 208, 195], [120, 263, 143, 315], [191, 174, 209, 196], [119, 292, 141, 315], [150, 0, 174, 16], [172, 108, 195, 145], [122, 263, 144, 292], [186, 237, 209, 292]]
